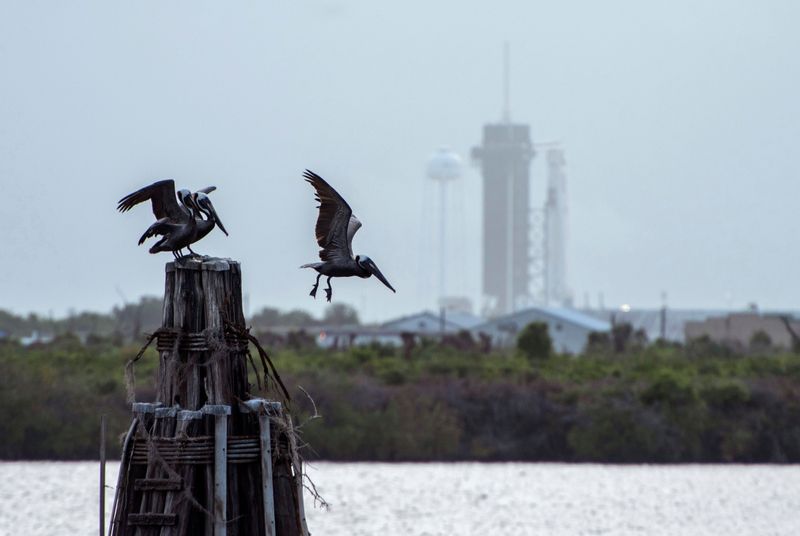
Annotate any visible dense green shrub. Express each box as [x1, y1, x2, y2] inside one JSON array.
[[517, 322, 552, 360], [3, 336, 800, 462], [640, 369, 697, 407]]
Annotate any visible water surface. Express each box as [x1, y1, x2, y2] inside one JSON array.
[[1, 462, 798, 535]]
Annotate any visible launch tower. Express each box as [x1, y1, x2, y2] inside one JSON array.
[[471, 44, 535, 315]]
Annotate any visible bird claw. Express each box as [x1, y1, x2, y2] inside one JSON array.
[[310, 285, 318, 298], [325, 288, 332, 302]]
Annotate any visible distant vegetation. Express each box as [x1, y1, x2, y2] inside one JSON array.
[[0, 298, 164, 342], [280, 334, 800, 463], [1, 315, 799, 463], [0, 301, 359, 343], [250, 303, 360, 329]]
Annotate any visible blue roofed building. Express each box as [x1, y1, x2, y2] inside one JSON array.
[[381, 310, 484, 335], [471, 307, 611, 354], [305, 310, 485, 349]]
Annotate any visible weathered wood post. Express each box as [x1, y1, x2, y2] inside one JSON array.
[[101, 414, 107, 536], [108, 258, 308, 536]]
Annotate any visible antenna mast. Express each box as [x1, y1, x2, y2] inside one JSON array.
[[502, 42, 510, 122]]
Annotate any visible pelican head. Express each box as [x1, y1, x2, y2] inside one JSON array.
[[182, 192, 202, 216], [177, 189, 192, 206], [356, 255, 396, 293], [193, 192, 229, 236]]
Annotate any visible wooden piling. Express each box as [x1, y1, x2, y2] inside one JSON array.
[[100, 414, 107, 536], [108, 258, 307, 536]]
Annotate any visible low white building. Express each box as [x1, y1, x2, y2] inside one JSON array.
[[313, 310, 484, 348], [382, 310, 483, 335], [19, 330, 55, 346], [472, 307, 610, 354]]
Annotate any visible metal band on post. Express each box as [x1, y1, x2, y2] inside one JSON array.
[[154, 406, 179, 419], [132, 402, 162, 416], [203, 404, 231, 536], [241, 399, 283, 536]]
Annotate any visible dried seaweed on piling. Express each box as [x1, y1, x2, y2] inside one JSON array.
[[125, 327, 178, 403], [273, 409, 328, 520], [125, 324, 290, 404], [289, 386, 329, 512], [224, 320, 291, 402]]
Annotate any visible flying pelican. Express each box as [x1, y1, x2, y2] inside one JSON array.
[[117, 180, 225, 257], [301, 170, 396, 302]]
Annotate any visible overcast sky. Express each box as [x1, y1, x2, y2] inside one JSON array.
[[1, 1, 799, 321]]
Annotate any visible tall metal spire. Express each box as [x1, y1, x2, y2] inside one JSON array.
[[502, 42, 510, 122], [543, 146, 570, 306]]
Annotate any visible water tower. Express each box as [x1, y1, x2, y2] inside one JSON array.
[[426, 147, 463, 307]]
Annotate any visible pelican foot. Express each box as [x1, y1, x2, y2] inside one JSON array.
[[325, 288, 332, 302], [310, 285, 318, 298]]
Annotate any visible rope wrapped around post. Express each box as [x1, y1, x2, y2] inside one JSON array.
[[124, 324, 290, 404]]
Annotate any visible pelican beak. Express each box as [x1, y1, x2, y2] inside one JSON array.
[[214, 213, 229, 236], [206, 201, 229, 236], [365, 259, 396, 293]]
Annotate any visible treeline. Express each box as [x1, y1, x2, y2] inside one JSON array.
[[282, 339, 800, 463], [250, 303, 360, 329], [0, 335, 138, 459], [0, 298, 163, 341], [1, 331, 799, 462], [0, 301, 358, 342]]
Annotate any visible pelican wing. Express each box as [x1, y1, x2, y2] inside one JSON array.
[[304, 170, 357, 262], [138, 218, 181, 245], [346, 214, 362, 250], [117, 179, 187, 221], [197, 186, 216, 194]]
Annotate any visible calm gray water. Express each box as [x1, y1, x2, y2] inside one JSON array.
[[0, 462, 798, 536]]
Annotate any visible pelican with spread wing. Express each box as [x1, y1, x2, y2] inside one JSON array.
[[117, 179, 227, 258], [301, 170, 395, 302]]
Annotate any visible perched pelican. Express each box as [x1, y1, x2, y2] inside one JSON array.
[[117, 180, 225, 258], [189, 191, 229, 244], [301, 170, 396, 302]]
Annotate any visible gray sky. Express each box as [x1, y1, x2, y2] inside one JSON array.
[[1, 1, 799, 321]]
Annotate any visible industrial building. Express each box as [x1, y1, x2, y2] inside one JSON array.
[[684, 311, 800, 350], [583, 308, 727, 343]]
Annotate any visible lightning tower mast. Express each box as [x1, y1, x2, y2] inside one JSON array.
[[543, 146, 571, 306]]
